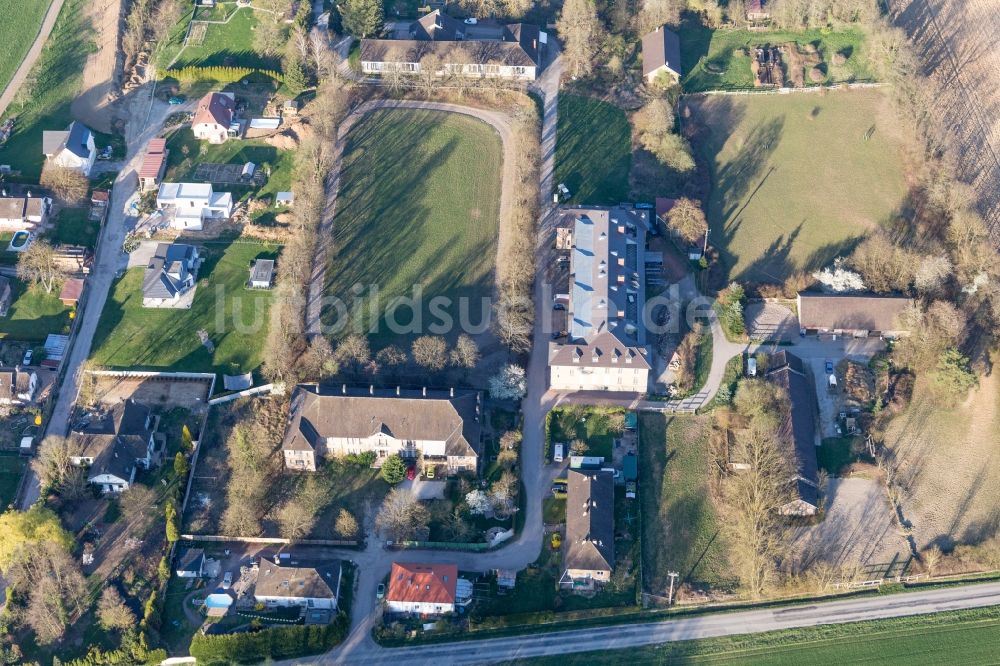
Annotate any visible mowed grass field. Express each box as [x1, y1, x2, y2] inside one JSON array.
[[555, 94, 631, 205], [90, 242, 279, 379], [0, 0, 52, 97], [513, 606, 1000, 665], [322, 109, 502, 347], [640, 413, 737, 594], [169, 7, 280, 71], [0, 277, 71, 341], [689, 89, 909, 283]]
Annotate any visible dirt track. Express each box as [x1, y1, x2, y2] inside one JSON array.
[[70, 0, 123, 133], [0, 0, 63, 118], [892, 0, 1000, 233]]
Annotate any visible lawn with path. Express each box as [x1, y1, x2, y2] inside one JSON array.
[[320, 108, 502, 348], [0, 1, 53, 99], [688, 89, 909, 283], [89, 241, 279, 379], [554, 94, 631, 205], [639, 413, 736, 595], [168, 6, 280, 72]]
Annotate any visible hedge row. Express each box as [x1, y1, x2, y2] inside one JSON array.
[[169, 66, 283, 84], [189, 618, 347, 665]]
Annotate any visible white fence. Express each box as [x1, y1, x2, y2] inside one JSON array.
[[207, 383, 278, 406]]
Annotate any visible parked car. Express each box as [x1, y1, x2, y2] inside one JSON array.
[[625, 481, 637, 499], [222, 572, 233, 589], [425, 466, 435, 480], [376, 583, 385, 599], [553, 443, 565, 463], [747, 357, 757, 377], [168, 95, 186, 105], [553, 302, 566, 311], [406, 465, 416, 481], [825, 359, 834, 374], [21, 349, 32, 366]]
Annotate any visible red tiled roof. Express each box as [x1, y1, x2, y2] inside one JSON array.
[[91, 190, 110, 203], [386, 563, 457, 605], [139, 139, 167, 180], [59, 278, 84, 304], [193, 92, 234, 129]]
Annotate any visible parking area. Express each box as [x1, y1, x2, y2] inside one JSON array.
[[745, 301, 797, 342]]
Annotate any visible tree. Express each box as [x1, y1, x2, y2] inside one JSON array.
[[375, 487, 429, 541], [61, 466, 90, 500], [173, 452, 189, 478], [914, 255, 953, 295], [465, 489, 492, 515], [849, 234, 917, 293], [181, 424, 194, 451], [496, 448, 518, 470], [157, 556, 170, 583], [813, 257, 865, 293], [31, 435, 77, 491], [17, 239, 64, 294], [489, 364, 527, 400], [253, 0, 289, 56], [450, 334, 480, 369], [40, 164, 89, 204], [666, 198, 708, 244], [0, 505, 73, 574], [931, 348, 977, 400], [334, 508, 359, 539], [411, 335, 448, 371], [489, 471, 519, 519], [639, 0, 682, 32], [569, 438, 589, 455], [283, 55, 309, 95], [336, 334, 371, 373], [120, 484, 157, 525], [375, 345, 407, 367], [557, 0, 600, 78], [165, 501, 180, 543], [98, 586, 136, 632], [341, 0, 384, 38], [300, 336, 336, 378], [499, 430, 522, 450], [634, 100, 694, 172], [278, 497, 318, 539], [380, 454, 408, 484], [6, 540, 86, 644]]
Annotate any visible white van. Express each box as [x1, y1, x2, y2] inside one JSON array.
[[553, 443, 565, 463]]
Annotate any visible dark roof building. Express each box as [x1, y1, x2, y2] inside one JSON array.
[[797, 293, 913, 337], [641, 26, 682, 82], [765, 351, 819, 515], [42, 121, 94, 161], [562, 469, 615, 588], [69, 400, 158, 492], [142, 243, 199, 304], [254, 559, 342, 608], [176, 548, 206, 576]]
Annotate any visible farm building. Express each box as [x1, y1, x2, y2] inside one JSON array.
[[797, 293, 913, 338], [765, 350, 819, 516], [641, 26, 682, 84]]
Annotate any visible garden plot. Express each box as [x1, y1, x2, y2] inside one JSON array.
[[193, 162, 266, 186]]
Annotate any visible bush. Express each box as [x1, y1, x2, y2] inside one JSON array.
[[344, 451, 377, 466], [716, 282, 746, 338], [170, 66, 283, 84], [189, 619, 347, 665], [380, 454, 407, 484]]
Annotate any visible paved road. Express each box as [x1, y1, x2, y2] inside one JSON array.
[[0, 0, 65, 118], [277, 580, 1000, 665]]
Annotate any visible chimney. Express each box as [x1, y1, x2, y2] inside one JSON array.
[[422, 387, 427, 397], [369, 385, 374, 395], [342, 384, 347, 394], [450, 387, 454, 397], [396, 386, 401, 396]]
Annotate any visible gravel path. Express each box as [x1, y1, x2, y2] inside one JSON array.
[[0, 0, 64, 118]]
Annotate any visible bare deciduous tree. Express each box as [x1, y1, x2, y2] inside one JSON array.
[[40, 164, 89, 204], [17, 240, 64, 294], [334, 508, 360, 539], [449, 334, 480, 369], [411, 335, 448, 371], [31, 436, 77, 490], [375, 487, 430, 541], [666, 198, 708, 244], [97, 586, 136, 632], [556, 0, 600, 78]]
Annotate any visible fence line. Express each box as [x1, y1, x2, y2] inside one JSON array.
[[684, 81, 885, 97], [180, 534, 359, 547], [208, 383, 278, 405]]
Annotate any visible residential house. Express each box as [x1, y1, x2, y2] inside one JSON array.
[[192, 92, 236, 144], [176, 548, 206, 578], [549, 207, 652, 393], [747, 0, 771, 21], [641, 26, 682, 84], [360, 10, 544, 81], [0, 194, 52, 231], [139, 138, 169, 192], [561, 469, 615, 589], [797, 293, 913, 338], [385, 562, 457, 615], [0, 276, 11, 317], [68, 400, 161, 494], [42, 121, 97, 176], [156, 182, 233, 231], [248, 258, 274, 289], [254, 559, 343, 611], [0, 368, 37, 405], [280, 385, 484, 474], [142, 243, 201, 308], [765, 350, 820, 516]]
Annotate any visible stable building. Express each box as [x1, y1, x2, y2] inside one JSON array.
[[797, 292, 913, 338]]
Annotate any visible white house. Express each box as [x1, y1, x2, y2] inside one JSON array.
[[254, 558, 342, 610], [142, 243, 201, 308], [280, 385, 483, 474], [68, 400, 160, 494], [42, 121, 97, 176], [192, 92, 236, 144], [385, 562, 457, 615], [641, 26, 682, 84], [175, 548, 206, 578], [156, 182, 233, 231], [548, 207, 652, 393], [0, 194, 52, 231]]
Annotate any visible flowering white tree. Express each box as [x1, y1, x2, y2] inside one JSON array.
[[813, 258, 865, 293], [489, 364, 527, 400], [465, 490, 492, 516]]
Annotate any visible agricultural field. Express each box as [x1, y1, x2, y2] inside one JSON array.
[[0, 0, 52, 98], [883, 371, 1000, 552], [0, 277, 72, 341], [554, 94, 631, 205], [512, 606, 1000, 665], [0, 0, 92, 179], [639, 413, 737, 597], [680, 23, 873, 92], [89, 241, 279, 379], [687, 89, 910, 283], [321, 108, 502, 348], [0, 452, 27, 509]]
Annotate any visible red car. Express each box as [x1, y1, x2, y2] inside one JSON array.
[[406, 465, 416, 481]]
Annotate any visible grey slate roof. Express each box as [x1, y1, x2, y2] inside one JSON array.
[[281, 385, 483, 459], [143, 243, 198, 300], [565, 469, 615, 573], [766, 352, 819, 509], [255, 559, 341, 601], [70, 400, 155, 482], [177, 548, 205, 573], [250, 259, 274, 284], [641, 26, 682, 77]]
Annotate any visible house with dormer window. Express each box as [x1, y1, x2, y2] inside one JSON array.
[[253, 558, 343, 612], [68, 400, 161, 493], [142, 243, 201, 308], [560, 469, 615, 590]]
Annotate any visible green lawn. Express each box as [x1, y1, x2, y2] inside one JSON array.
[[0, 1, 52, 98], [689, 89, 909, 283], [542, 497, 565, 524], [89, 241, 279, 379], [639, 413, 736, 595], [45, 207, 100, 248], [170, 7, 280, 71], [547, 407, 625, 460], [321, 108, 502, 348], [554, 94, 631, 205], [0, 452, 27, 509], [513, 606, 1000, 665], [0, 0, 92, 180], [0, 279, 71, 341], [680, 23, 873, 92]]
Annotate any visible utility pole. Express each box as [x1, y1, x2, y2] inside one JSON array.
[[667, 571, 679, 606]]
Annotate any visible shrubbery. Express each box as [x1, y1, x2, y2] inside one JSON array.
[[189, 619, 347, 665], [170, 66, 283, 84], [716, 282, 746, 339]]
